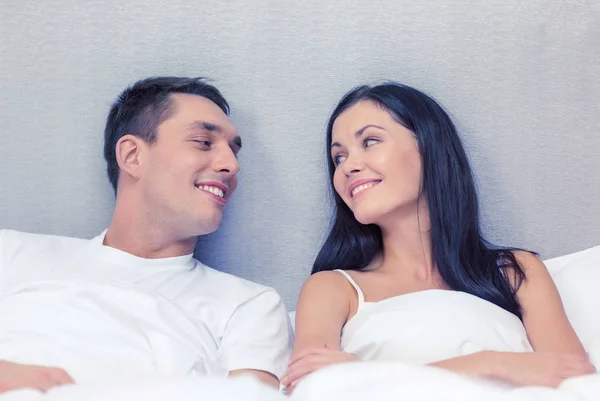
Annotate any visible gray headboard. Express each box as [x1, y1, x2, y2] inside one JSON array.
[[1, 0, 599, 310]]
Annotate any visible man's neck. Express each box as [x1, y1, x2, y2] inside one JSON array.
[[104, 205, 196, 259]]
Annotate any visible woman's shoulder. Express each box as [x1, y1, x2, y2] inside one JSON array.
[[494, 249, 540, 288], [512, 250, 543, 269], [301, 270, 354, 293], [504, 250, 546, 276], [298, 270, 363, 308], [507, 250, 555, 295]]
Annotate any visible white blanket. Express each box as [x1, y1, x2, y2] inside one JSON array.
[[1, 246, 598, 400], [0, 376, 282, 401], [293, 358, 600, 401], [1, 362, 599, 401]]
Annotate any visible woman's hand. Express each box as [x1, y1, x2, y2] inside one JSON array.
[[281, 346, 359, 389]]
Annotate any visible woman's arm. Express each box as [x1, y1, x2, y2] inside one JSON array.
[[431, 350, 593, 388], [431, 252, 594, 387], [514, 251, 587, 356], [281, 271, 357, 388]]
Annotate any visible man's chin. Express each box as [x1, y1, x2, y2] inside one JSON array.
[[191, 216, 223, 237]]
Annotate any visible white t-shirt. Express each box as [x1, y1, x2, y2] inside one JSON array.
[[0, 229, 292, 385]]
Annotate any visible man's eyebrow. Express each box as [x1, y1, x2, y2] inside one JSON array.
[[187, 120, 222, 133], [330, 124, 385, 150]]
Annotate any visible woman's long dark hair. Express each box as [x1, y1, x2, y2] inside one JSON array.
[[313, 83, 529, 319]]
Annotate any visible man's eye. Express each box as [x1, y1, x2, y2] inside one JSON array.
[[194, 140, 211, 147]]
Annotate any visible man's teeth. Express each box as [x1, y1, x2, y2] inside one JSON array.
[[198, 185, 224, 198], [352, 182, 378, 197]]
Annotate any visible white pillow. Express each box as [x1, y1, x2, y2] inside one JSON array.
[[289, 311, 296, 333], [545, 245, 600, 350]]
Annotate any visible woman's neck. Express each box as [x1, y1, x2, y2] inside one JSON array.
[[377, 197, 435, 281]]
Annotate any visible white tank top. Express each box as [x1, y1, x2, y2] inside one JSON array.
[[335, 270, 533, 365]]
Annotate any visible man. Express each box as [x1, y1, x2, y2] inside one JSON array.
[[0, 77, 292, 393]]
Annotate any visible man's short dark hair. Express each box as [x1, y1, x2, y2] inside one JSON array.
[[103, 76, 230, 193]]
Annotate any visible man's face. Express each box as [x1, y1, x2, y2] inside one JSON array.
[[138, 93, 241, 239]]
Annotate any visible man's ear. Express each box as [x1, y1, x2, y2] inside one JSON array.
[[115, 134, 146, 181]]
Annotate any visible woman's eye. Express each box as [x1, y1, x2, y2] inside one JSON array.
[[333, 154, 346, 166], [364, 138, 379, 147]]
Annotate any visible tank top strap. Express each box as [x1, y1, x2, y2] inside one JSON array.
[[334, 269, 365, 307]]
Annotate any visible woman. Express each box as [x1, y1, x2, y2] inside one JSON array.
[[282, 82, 595, 390]]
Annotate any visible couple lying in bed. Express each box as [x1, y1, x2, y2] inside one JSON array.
[[0, 77, 594, 395]]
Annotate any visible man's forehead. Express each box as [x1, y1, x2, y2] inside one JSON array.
[[170, 93, 238, 136]]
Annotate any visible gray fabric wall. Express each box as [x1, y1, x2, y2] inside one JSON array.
[[1, 0, 599, 310]]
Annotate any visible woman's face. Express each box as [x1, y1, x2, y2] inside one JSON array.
[[331, 100, 424, 226]]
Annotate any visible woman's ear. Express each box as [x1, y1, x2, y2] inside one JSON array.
[[115, 134, 145, 181]]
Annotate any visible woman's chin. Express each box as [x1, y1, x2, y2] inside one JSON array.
[[353, 211, 383, 226]]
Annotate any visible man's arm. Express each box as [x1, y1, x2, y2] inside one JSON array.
[[228, 369, 279, 388], [0, 231, 77, 393], [0, 360, 74, 394], [218, 289, 292, 387]]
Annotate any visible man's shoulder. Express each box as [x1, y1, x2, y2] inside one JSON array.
[[0, 229, 87, 261], [195, 261, 281, 305], [0, 229, 86, 247]]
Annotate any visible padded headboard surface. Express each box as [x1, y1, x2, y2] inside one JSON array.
[[1, 0, 599, 310]]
